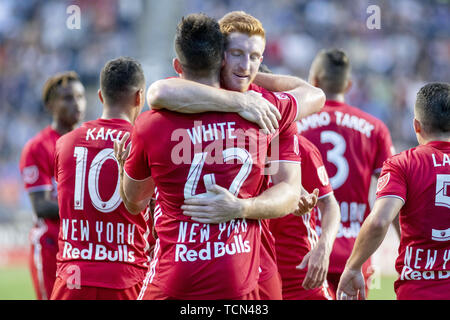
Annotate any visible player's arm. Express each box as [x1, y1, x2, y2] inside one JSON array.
[[373, 171, 401, 238], [147, 78, 281, 134], [182, 162, 306, 223], [28, 191, 59, 219], [297, 193, 340, 289], [114, 133, 155, 215], [253, 72, 325, 120], [337, 196, 403, 300]]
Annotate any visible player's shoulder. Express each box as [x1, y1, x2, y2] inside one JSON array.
[[297, 134, 318, 154], [22, 126, 52, 154]]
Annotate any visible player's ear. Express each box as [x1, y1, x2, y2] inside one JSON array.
[[98, 89, 104, 104], [309, 74, 319, 88], [135, 88, 144, 108], [413, 118, 421, 133], [173, 58, 183, 75], [344, 78, 353, 93]]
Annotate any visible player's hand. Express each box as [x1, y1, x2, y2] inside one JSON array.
[[113, 132, 131, 171], [182, 184, 244, 224], [336, 267, 366, 300], [239, 91, 281, 135], [296, 243, 330, 290], [292, 188, 319, 216]]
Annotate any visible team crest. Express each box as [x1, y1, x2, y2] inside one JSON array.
[[376, 173, 390, 192], [317, 166, 329, 186], [274, 92, 289, 100], [22, 165, 39, 185]]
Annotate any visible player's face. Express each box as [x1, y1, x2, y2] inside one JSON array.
[[221, 32, 265, 92], [51, 81, 86, 127]]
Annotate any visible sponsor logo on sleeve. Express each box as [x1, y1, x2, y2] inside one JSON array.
[[376, 173, 390, 193], [274, 92, 289, 100], [317, 166, 329, 186], [22, 165, 39, 185]]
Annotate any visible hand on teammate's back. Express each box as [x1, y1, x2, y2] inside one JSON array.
[[239, 91, 281, 135]]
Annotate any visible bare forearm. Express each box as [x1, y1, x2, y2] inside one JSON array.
[[29, 191, 59, 219], [345, 215, 389, 270], [148, 78, 242, 113], [254, 72, 325, 119], [253, 72, 305, 92], [241, 182, 300, 219], [316, 195, 340, 253], [119, 171, 148, 215], [34, 200, 59, 219]]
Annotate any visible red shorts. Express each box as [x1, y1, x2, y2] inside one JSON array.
[[29, 234, 58, 300], [258, 272, 282, 300], [282, 282, 335, 300], [50, 276, 143, 300], [139, 282, 260, 300], [395, 280, 450, 300]]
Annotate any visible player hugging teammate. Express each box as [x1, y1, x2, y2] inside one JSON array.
[[20, 10, 449, 301]]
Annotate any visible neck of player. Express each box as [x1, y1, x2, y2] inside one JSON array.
[[324, 92, 345, 103], [101, 105, 134, 124]]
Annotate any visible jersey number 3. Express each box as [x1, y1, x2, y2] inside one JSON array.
[[321, 131, 349, 190]]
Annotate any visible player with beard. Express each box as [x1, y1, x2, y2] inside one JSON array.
[[115, 13, 313, 300], [145, 11, 324, 300]]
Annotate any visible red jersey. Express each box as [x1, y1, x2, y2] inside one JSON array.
[[125, 88, 298, 299], [259, 121, 302, 284], [270, 135, 333, 296], [19, 126, 61, 243], [54, 118, 152, 289], [376, 141, 450, 298], [300, 100, 393, 273]]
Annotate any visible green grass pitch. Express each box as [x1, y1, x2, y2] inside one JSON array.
[[0, 265, 397, 300]]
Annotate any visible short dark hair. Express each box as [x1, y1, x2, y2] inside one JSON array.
[[174, 13, 224, 77], [100, 57, 145, 105], [312, 48, 351, 94], [42, 71, 80, 106], [415, 82, 450, 134]]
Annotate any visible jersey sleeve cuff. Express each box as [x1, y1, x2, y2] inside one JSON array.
[[124, 168, 152, 182]]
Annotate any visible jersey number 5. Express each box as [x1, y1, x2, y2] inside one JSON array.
[[73, 147, 122, 213]]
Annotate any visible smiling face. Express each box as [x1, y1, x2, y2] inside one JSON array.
[[221, 32, 265, 92]]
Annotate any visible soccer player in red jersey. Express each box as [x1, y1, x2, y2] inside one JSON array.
[[115, 14, 306, 300], [19, 72, 86, 300], [146, 11, 324, 300], [337, 82, 450, 300], [270, 134, 340, 300], [300, 49, 395, 296], [49, 57, 154, 300]]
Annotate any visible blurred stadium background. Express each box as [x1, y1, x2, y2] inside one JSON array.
[[0, 0, 448, 300]]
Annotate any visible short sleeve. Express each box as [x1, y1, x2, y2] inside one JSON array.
[[19, 143, 53, 192], [267, 122, 301, 164], [375, 156, 406, 203], [299, 136, 334, 198], [373, 122, 394, 174], [123, 122, 152, 181]]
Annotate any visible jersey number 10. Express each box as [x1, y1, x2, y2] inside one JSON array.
[[73, 147, 122, 213]]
